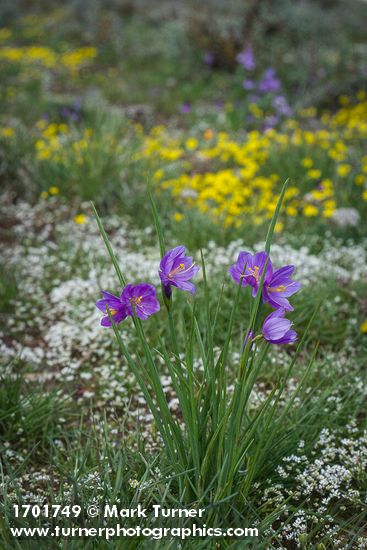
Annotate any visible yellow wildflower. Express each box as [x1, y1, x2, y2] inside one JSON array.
[[338, 95, 349, 106], [337, 164, 351, 177], [355, 175, 365, 185], [274, 221, 284, 233], [173, 212, 184, 222], [301, 158, 313, 168], [303, 205, 318, 217], [286, 205, 298, 216], [0, 127, 15, 138], [308, 169, 321, 179], [185, 137, 198, 150], [74, 214, 87, 225]]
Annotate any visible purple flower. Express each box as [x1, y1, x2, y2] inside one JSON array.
[[203, 51, 215, 66], [273, 95, 292, 117], [258, 68, 281, 93], [236, 47, 256, 70], [263, 265, 301, 311], [122, 283, 160, 320], [228, 251, 272, 297], [180, 101, 191, 114], [261, 308, 297, 344], [96, 284, 160, 326], [159, 246, 200, 297], [96, 291, 128, 327]]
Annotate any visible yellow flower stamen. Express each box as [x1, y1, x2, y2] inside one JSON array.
[[248, 265, 260, 282], [104, 307, 118, 318], [268, 284, 287, 293], [168, 263, 189, 278]]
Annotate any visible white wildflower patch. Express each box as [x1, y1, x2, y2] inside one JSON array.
[[261, 426, 367, 546]]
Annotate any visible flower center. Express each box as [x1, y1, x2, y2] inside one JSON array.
[[130, 296, 143, 306], [248, 265, 260, 281], [104, 307, 118, 318], [267, 284, 287, 293], [168, 263, 186, 278]]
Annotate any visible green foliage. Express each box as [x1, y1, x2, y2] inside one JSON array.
[[93, 181, 310, 516]]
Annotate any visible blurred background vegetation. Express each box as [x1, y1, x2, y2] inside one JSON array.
[[1, 0, 366, 246]]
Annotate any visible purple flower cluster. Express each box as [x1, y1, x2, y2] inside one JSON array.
[[96, 284, 160, 326], [236, 45, 292, 127], [96, 246, 199, 326], [229, 251, 301, 345], [258, 68, 281, 93], [96, 244, 301, 346]]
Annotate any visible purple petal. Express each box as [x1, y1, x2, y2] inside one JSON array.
[[272, 329, 298, 344], [100, 308, 127, 327], [160, 246, 186, 273], [264, 308, 286, 320], [265, 294, 294, 311], [228, 252, 251, 286], [263, 318, 292, 341], [101, 291, 121, 302], [228, 265, 243, 285], [261, 307, 297, 344], [96, 298, 109, 313], [174, 280, 196, 294], [270, 265, 295, 284]]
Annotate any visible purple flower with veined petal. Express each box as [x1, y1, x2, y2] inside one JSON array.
[[263, 265, 301, 311], [159, 246, 200, 297], [96, 283, 160, 325], [236, 47, 256, 70], [96, 291, 128, 327], [228, 251, 273, 297], [122, 283, 160, 320], [262, 308, 297, 344]]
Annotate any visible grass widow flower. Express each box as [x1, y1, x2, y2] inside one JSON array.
[[159, 245, 200, 298], [96, 284, 160, 325], [96, 291, 128, 327], [228, 251, 272, 296], [263, 265, 301, 311], [122, 283, 160, 320], [261, 308, 297, 344]]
